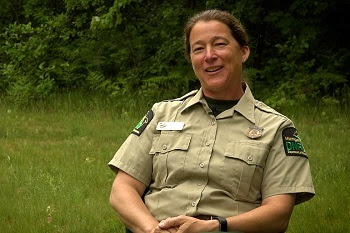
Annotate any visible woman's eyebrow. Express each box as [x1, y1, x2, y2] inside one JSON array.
[[191, 36, 230, 47], [191, 40, 205, 47], [211, 36, 229, 43]]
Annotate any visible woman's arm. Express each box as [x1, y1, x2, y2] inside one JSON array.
[[227, 193, 296, 233], [156, 193, 296, 233], [109, 170, 159, 233]]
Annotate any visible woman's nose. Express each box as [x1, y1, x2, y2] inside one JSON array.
[[204, 47, 218, 62]]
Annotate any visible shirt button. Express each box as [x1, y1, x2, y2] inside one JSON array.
[[197, 183, 202, 186], [162, 145, 167, 150], [211, 121, 216, 125], [248, 155, 253, 161], [191, 202, 196, 207], [199, 162, 205, 168], [205, 142, 210, 146]]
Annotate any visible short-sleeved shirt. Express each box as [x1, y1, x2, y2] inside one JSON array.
[[108, 84, 315, 221]]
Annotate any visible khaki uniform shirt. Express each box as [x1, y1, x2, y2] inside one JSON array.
[[108, 84, 315, 221]]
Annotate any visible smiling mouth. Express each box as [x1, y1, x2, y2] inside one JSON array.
[[205, 66, 223, 72]]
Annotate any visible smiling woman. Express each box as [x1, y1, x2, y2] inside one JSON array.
[[108, 9, 315, 233], [189, 20, 249, 100]]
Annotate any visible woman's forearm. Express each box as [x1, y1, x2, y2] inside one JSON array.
[[226, 194, 296, 233], [110, 171, 159, 233]]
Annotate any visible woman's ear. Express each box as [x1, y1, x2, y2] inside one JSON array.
[[242, 46, 250, 63]]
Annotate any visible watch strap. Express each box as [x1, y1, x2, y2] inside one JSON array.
[[212, 216, 227, 232]]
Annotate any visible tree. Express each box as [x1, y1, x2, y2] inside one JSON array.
[[0, 0, 348, 106]]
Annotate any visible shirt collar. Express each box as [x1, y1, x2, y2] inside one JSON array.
[[235, 83, 256, 124], [180, 82, 256, 124], [181, 88, 205, 111]]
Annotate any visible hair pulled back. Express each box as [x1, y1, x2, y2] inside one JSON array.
[[184, 10, 249, 59]]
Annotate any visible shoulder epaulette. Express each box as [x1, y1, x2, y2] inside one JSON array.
[[163, 90, 198, 102], [254, 100, 288, 119]]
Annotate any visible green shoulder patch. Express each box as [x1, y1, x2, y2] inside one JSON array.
[[131, 109, 154, 136], [282, 127, 308, 159]]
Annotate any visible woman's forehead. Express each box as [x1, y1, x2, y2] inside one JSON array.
[[190, 20, 233, 43]]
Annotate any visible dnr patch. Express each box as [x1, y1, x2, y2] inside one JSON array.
[[131, 109, 154, 136], [282, 127, 308, 159]]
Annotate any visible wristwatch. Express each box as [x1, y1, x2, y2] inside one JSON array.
[[212, 216, 228, 232]]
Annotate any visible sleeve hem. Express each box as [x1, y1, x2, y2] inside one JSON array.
[[263, 186, 315, 204], [108, 159, 150, 186]]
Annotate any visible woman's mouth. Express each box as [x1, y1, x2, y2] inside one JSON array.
[[205, 66, 223, 73]]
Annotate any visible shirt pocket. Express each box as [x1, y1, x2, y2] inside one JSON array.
[[222, 141, 269, 202], [149, 132, 192, 188]]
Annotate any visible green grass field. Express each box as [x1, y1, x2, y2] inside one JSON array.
[[1, 95, 349, 233]]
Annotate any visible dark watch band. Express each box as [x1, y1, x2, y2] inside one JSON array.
[[212, 216, 228, 232]]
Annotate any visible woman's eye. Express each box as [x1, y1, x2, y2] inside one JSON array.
[[215, 43, 227, 47], [193, 47, 204, 53]]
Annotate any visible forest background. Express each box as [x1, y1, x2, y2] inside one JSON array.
[[1, 0, 349, 107], [1, 0, 350, 233]]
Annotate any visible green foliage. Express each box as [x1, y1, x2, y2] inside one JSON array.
[[90, 0, 138, 29], [0, 0, 349, 105], [1, 22, 56, 103], [249, 0, 349, 107], [89, 0, 200, 102]]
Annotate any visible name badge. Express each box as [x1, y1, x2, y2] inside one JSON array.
[[156, 122, 185, 131]]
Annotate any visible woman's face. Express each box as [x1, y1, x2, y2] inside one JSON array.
[[189, 20, 249, 99]]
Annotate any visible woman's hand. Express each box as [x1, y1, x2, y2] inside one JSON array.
[[153, 224, 178, 233], [154, 215, 218, 233], [154, 229, 178, 233]]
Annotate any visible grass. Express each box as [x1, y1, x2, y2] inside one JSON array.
[[0, 94, 349, 232], [285, 106, 350, 232], [0, 93, 145, 233]]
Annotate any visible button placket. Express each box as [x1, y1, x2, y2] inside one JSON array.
[[186, 117, 217, 216]]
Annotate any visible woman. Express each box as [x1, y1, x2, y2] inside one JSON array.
[[108, 10, 315, 233]]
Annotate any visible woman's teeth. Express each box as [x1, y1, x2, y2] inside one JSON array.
[[206, 66, 222, 72]]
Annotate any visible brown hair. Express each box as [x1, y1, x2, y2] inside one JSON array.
[[184, 9, 249, 59]]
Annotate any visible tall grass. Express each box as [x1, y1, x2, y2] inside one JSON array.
[[0, 93, 147, 233], [285, 105, 350, 232], [0, 93, 349, 232]]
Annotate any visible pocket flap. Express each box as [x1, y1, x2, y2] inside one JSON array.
[[150, 133, 192, 154], [224, 141, 268, 166]]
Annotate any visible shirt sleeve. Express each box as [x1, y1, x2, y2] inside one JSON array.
[[108, 106, 158, 186], [261, 119, 315, 205]]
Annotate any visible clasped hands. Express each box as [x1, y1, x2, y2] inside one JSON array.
[[153, 215, 216, 233]]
